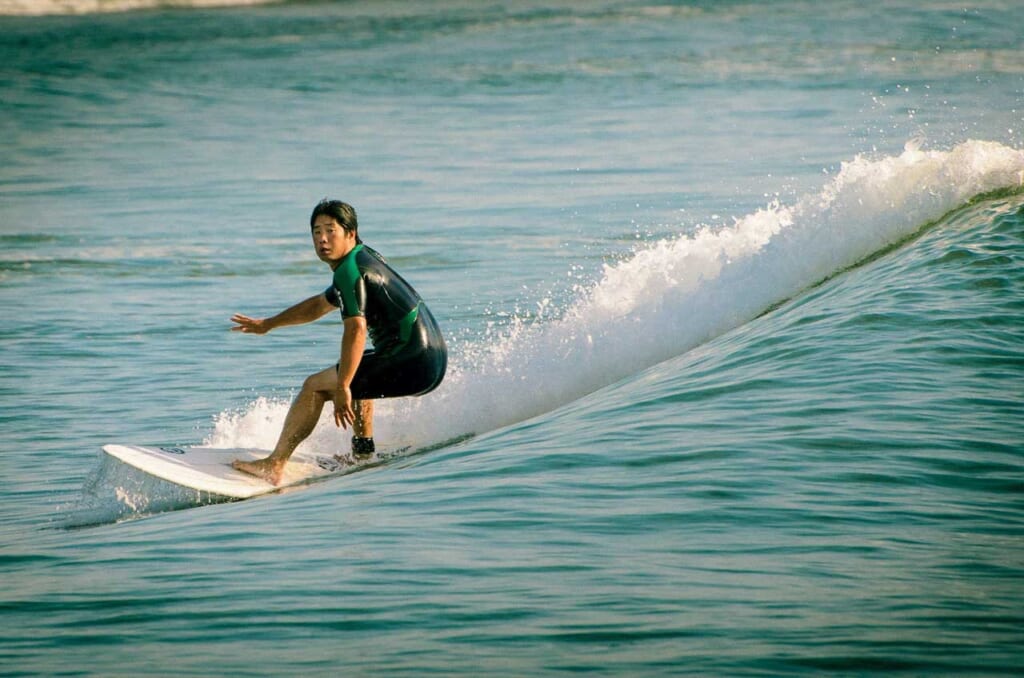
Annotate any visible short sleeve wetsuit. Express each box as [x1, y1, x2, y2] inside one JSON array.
[[324, 243, 447, 399]]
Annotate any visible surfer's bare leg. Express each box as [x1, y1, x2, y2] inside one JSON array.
[[233, 366, 337, 484], [354, 399, 373, 438]]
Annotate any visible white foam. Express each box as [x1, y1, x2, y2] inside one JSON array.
[[209, 140, 1024, 454], [205, 396, 290, 449]]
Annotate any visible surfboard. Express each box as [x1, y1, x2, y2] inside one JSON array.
[[90, 435, 467, 521], [100, 443, 350, 501]]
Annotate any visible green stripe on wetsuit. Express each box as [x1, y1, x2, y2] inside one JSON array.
[[334, 243, 364, 316], [398, 303, 420, 346]]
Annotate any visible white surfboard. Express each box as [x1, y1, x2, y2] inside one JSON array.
[[90, 436, 464, 521], [101, 443, 347, 501]]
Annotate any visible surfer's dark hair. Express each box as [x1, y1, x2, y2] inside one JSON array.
[[311, 199, 360, 243]]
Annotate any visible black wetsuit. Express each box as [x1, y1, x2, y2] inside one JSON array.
[[324, 244, 446, 399]]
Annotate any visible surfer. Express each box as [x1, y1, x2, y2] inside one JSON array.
[[230, 199, 447, 485]]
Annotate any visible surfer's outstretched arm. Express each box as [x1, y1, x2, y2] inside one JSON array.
[[231, 293, 335, 334]]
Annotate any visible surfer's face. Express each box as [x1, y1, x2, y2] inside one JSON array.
[[312, 215, 357, 266]]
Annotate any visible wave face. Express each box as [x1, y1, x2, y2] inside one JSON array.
[[207, 140, 1024, 456], [64, 154, 1024, 674]]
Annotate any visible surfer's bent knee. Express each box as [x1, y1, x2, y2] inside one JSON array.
[[302, 366, 340, 395]]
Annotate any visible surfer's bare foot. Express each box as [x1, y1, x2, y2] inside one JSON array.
[[232, 457, 285, 485]]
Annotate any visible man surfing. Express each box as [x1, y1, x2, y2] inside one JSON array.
[[231, 199, 447, 485]]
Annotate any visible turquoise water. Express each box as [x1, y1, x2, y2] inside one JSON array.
[[2, 1, 1023, 675]]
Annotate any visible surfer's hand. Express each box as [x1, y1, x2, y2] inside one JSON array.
[[333, 386, 355, 429], [231, 314, 269, 334]]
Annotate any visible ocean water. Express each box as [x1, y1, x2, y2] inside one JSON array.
[[2, 1, 1023, 675]]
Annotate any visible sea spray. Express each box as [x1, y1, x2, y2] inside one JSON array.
[[209, 140, 1024, 456], [204, 396, 291, 449]]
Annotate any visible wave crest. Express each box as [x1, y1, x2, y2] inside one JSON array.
[[210, 140, 1024, 454]]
